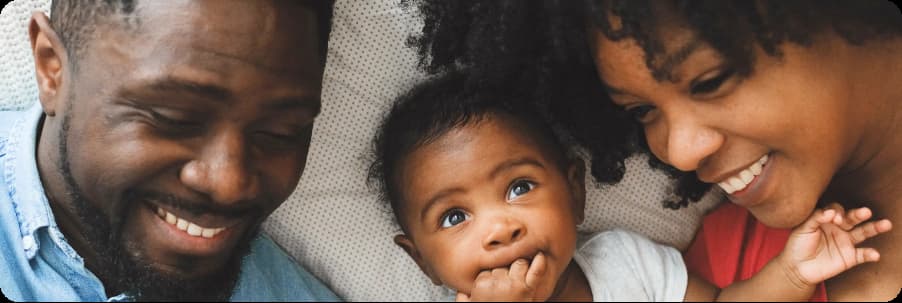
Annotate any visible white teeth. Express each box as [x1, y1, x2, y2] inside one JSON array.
[[176, 218, 189, 231], [201, 228, 217, 238], [749, 162, 762, 175], [155, 207, 227, 238], [201, 227, 225, 238], [728, 177, 745, 190], [719, 181, 737, 194], [717, 154, 769, 195], [739, 170, 754, 184], [165, 213, 177, 225], [187, 223, 202, 236]]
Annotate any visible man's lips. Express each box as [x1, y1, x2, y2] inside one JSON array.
[[138, 199, 258, 259], [154, 207, 228, 238]]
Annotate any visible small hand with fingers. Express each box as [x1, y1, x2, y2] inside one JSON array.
[[780, 203, 893, 288], [456, 252, 547, 302]]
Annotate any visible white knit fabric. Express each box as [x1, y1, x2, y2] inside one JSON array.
[[1, 0, 723, 301], [0, 0, 48, 111]]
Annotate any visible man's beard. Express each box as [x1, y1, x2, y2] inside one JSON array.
[[56, 111, 251, 301]]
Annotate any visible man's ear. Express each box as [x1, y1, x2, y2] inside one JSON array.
[[567, 157, 587, 225], [29, 11, 68, 117], [394, 234, 442, 285]]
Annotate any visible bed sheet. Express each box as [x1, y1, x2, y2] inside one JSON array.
[[0, 0, 723, 301]]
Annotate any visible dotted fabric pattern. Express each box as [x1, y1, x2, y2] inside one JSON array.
[[1, 0, 724, 301], [262, 0, 723, 301], [0, 0, 49, 111]]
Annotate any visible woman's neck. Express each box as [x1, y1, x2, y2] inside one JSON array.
[[821, 38, 902, 300], [826, 38, 902, 221]]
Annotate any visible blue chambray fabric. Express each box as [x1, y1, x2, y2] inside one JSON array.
[[0, 103, 340, 302]]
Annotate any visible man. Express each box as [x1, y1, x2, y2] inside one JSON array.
[[0, 0, 339, 301]]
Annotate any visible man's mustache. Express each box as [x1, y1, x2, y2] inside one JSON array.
[[129, 189, 264, 218]]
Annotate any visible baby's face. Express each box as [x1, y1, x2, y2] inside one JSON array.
[[393, 114, 585, 299]]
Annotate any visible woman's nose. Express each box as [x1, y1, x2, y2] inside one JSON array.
[[648, 116, 724, 172]]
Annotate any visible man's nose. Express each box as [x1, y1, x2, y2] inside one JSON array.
[[649, 116, 724, 172], [180, 131, 260, 204], [482, 215, 526, 250]]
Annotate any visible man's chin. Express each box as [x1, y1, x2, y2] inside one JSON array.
[[104, 228, 256, 301], [121, 251, 245, 301], [146, 260, 226, 280]]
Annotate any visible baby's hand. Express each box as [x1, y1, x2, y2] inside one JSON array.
[[780, 204, 892, 289], [456, 252, 547, 302]]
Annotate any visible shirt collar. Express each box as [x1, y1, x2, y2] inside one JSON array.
[[4, 103, 63, 259]]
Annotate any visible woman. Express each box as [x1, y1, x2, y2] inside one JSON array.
[[407, 0, 902, 300]]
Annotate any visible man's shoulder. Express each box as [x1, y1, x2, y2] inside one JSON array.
[[0, 163, 29, 301], [0, 110, 27, 144], [0, 110, 25, 128], [230, 233, 340, 301]]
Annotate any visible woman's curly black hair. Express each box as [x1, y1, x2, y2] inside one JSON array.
[[404, 0, 902, 209]]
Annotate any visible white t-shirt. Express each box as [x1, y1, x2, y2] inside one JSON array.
[[573, 229, 688, 301]]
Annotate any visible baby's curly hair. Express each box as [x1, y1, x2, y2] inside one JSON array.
[[404, 0, 902, 209], [368, 70, 573, 228]]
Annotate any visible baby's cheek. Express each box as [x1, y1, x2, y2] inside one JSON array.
[[443, 270, 476, 294]]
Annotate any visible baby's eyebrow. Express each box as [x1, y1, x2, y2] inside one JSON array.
[[488, 157, 546, 181], [417, 157, 545, 223], [420, 187, 466, 223]]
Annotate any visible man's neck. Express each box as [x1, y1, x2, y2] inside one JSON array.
[[35, 117, 103, 276]]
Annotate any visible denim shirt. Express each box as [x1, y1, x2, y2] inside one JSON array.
[[1, 104, 340, 302]]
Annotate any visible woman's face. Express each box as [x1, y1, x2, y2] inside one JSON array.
[[589, 26, 865, 228]]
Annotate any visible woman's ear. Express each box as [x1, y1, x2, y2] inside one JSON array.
[[29, 11, 68, 117], [567, 157, 587, 225], [394, 234, 442, 285]]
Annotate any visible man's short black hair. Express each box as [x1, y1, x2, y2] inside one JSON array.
[[50, 0, 136, 64], [50, 0, 335, 66], [368, 70, 572, 229]]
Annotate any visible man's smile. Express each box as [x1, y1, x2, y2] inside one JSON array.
[[140, 201, 253, 259], [155, 207, 227, 239]]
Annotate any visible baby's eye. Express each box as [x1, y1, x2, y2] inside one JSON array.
[[440, 209, 469, 228], [506, 180, 535, 201]]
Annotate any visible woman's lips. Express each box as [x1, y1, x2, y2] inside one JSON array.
[[722, 153, 777, 208], [717, 154, 768, 195]]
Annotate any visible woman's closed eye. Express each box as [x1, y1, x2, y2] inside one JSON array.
[[690, 67, 736, 95], [440, 209, 469, 228], [506, 180, 535, 201], [625, 104, 657, 124]]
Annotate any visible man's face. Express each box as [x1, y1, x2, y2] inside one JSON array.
[[37, 0, 323, 299]]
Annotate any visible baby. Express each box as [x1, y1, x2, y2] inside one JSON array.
[[368, 71, 892, 301]]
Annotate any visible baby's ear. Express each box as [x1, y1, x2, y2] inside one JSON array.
[[567, 158, 587, 224], [394, 234, 442, 285]]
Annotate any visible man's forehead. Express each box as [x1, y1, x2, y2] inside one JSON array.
[[115, 0, 321, 73]]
